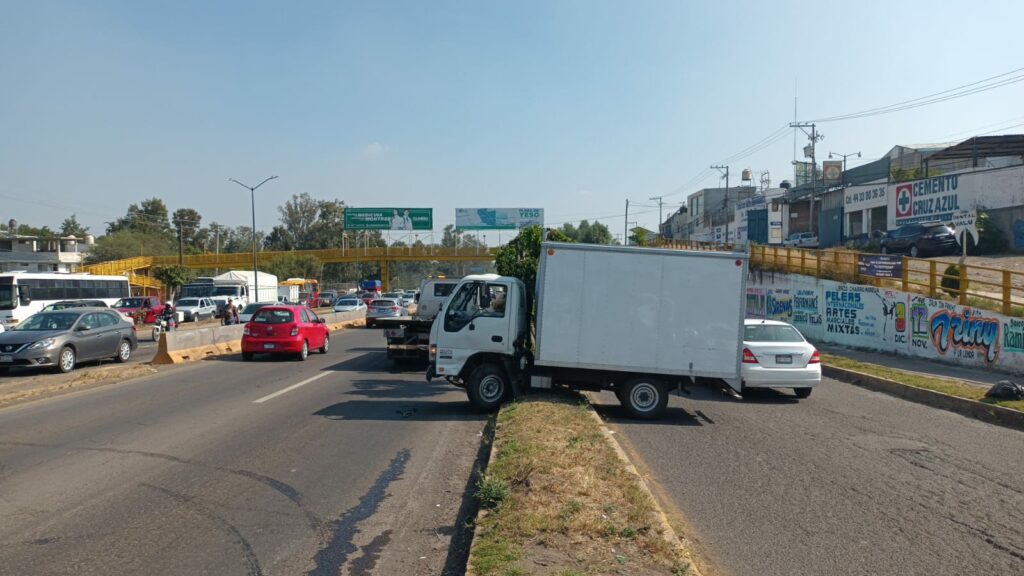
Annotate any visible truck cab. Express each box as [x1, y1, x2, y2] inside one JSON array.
[[429, 274, 528, 398]]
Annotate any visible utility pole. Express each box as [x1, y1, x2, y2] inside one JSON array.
[[649, 195, 664, 240], [710, 165, 729, 243], [177, 224, 184, 265], [789, 122, 824, 235], [624, 199, 629, 245], [829, 151, 861, 186]]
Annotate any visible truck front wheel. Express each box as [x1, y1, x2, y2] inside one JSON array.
[[466, 363, 508, 412], [620, 378, 669, 419]]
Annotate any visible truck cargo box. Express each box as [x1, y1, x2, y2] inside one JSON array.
[[535, 243, 746, 382]]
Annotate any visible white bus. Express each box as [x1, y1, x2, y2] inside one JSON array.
[[0, 272, 131, 328]]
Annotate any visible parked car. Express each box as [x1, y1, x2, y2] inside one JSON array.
[[238, 302, 276, 323], [0, 308, 138, 373], [365, 298, 405, 328], [741, 319, 820, 398], [332, 298, 367, 313], [42, 300, 109, 311], [174, 297, 217, 322], [241, 305, 329, 361], [879, 223, 959, 257], [783, 232, 819, 248], [113, 296, 165, 324]]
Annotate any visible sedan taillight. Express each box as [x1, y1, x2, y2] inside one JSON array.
[[809, 349, 821, 364], [742, 348, 758, 364], [290, 325, 299, 336], [243, 325, 250, 336]]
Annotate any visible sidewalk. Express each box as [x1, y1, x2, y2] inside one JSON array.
[[817, 343, 1016, 388]]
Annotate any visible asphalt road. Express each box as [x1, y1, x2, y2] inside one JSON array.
[[0, 327, 487, 576], [591, 379, 1024, 576]]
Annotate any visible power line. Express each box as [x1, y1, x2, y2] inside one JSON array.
[[810, 66, 1024, 122]]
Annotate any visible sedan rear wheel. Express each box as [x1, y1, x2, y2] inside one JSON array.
[[320, 335, 330, 354], [115, 339, 132, 363], [795, 387, 813, 399], [298, 340, 309, 361]]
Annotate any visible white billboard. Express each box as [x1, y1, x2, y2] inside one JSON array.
[[455, 208, 544, 230]]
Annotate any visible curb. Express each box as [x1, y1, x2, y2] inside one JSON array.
[[581, 392, 703, 576], [824, 365, 1024, 432], [464, 416, 499, 576]]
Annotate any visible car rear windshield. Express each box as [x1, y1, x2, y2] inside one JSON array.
[[925, 225, 951, 234], [371, 300, 396, 307], [744, 324, 805, 343], [177, 299, 199, 306], [337, 299, 359, 306], [242, 303, 269, 314], [251, 309, 294, 324]]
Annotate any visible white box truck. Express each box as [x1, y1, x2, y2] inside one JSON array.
[[209, 271, 279, 315], [428, 242, 747, 419], [277, 284, 300, 304]]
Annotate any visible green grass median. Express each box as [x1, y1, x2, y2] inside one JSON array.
[[469, 392, 694, 576], [823, 354, 1024, 412]]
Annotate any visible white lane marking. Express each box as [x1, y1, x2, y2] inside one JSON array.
[[253, 372, 331, 404]]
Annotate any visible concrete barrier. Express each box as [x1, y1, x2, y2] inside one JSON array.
[[152, 309, 366, 365]]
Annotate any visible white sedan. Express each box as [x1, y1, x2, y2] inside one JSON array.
[[333, 298, 367, 313], [741, 319, 820, 398]]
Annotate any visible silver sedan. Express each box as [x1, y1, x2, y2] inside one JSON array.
[[0, 308, 138, 374]]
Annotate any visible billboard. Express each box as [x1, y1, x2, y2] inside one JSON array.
[[822, 160, 843, 184], [344, 208, 433, 230], [455, 208, 544, 230]]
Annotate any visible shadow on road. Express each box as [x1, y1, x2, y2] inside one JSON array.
[[314, 399, 480, 422], [344, 378, 451, 399], [591, 401, 705, 426]]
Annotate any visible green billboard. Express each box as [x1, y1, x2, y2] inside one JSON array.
[[344, 208, 433, 230]]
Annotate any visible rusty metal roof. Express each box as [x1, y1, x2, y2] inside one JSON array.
[[924, 135, 1024, 162]]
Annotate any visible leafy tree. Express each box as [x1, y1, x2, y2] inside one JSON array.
[[629, 228, 649, 246], [558, 220, 615, 244], [87, 230, 176, 263], [264, 253, 322, 280], [494, 226, 573, 318], [172, 208, 203, 246], [60, 214, 90, 237], [222, 226, 266, 254], [153, 265, 196, 298], [107, 197, 173, 239]]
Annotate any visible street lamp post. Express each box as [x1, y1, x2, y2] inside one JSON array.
[[228, 176, 278, 305], [829, 151, 861, 186]]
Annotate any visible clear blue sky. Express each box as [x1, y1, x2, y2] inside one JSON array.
[[3, 0, 1023, 241]]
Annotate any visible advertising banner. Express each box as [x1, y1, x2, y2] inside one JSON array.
[[455, 208, 543, 230], [857, 255, 903, 278], [844, 183, 888, 213], [344, 208, 433, 230], [891, 174, 963, 226]]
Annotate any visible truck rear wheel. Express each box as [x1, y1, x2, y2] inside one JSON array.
[[466, 363, 508, 412], [620, 378, 668, 419]]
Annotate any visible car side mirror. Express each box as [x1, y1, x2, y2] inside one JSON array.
[[75, 325, 90, 332], [317, 318, 326, 324]]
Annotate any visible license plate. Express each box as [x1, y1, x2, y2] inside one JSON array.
[[263, 344, 275, 350], [0, 355, 12, 363], [776, 355, 793, 364]]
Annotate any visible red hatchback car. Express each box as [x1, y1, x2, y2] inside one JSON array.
[[241, 305, 329, 361]]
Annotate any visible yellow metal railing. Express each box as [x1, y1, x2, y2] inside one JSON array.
[[745, 244, 1024, 316]]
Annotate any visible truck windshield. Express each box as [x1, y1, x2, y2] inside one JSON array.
[[0, 285, 15, 311], [212, 286, 242, 296]]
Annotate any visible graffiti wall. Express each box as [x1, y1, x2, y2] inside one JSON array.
[[748, 271, 1024, 373]]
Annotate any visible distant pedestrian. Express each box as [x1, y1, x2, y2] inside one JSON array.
[[224, 299, 236, 325]]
